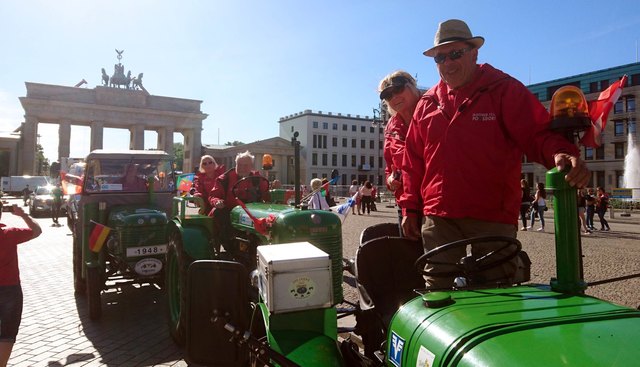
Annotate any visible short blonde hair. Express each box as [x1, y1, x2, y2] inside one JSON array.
[[199, 155, 217, 173], [310, 178, 323, 191], [378, 70, 421, 115]]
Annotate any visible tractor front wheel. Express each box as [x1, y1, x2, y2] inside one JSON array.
[[72, 228, 85, 295], [166, 232, 187, 346]]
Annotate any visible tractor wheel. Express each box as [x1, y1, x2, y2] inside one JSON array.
[[166, 232, 187, 346], [73, 229, 85, 295], [86, 266, 102, 320]]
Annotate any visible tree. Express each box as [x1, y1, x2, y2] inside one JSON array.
[[173, 142, 184, 171], [224, 141, 245, 146], [36, 144, 49, 176]]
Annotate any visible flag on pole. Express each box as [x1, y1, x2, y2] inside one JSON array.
[[330, 192, 358, 223], [580, 75, 628, 148], [320, 175, 340, 196], [89, 221, 111, 253], [234, 198, 277, 237], [177, 173, 195, 196]]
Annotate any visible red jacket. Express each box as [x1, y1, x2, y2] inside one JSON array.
[[399, 64, 578, 225], [209, 170, 270, 210], [193, 165, 226, 210], [0, 224, 33, 286], [384, 114, 410, 202]]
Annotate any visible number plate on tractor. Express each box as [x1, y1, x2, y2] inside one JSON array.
[[126, 244, 167, 257]]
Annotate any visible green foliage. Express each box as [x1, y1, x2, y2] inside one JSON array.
[[173, 142, 184, 171], [36, 144, 49, 175]]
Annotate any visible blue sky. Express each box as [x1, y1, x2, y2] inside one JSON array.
[[1, 0, 639, 161]]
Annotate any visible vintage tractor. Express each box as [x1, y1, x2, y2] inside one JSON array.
[[72, 150, 175, 320]]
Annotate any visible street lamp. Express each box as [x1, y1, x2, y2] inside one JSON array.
[[372, 107, 386, 195]]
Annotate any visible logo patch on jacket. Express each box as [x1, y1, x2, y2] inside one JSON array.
[[472, 112, 496, 122]]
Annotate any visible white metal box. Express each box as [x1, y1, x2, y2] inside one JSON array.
[[257, 242, 333, 314]]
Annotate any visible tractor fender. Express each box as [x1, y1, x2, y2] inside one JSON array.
[[168, 220, 212, 260]]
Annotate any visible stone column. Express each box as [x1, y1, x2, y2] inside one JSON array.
[[90, 121, 104, 152], [20, 117, 38, 175], [130, 125, 145, 150], [157, 126, 174, 155], [183, 127, 201, 173], [58, 121, 71, 161]]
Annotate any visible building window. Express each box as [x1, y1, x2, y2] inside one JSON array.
[[615, 121, 625, 136], [589, 81, 598, 93], [342, 138, 347, 147], [332, 154, 337, 166], [351, 139, 356, 148], [312, 173, 318, 179], [596, 170, 605, 188], [360, 139, 366, 149], [342, 124, 347, 131], [313, 121, 318, 128], [370, 126, 375, 133], [312, 153, 318, 166], [291, 126, 294, 132], [379, 156, 383, 170], [342, 154, 347, 167], [332, 136, 337, 147], [360, 156, 365, 165], [313, 135, 317, 148], [627, 96, 636, 112], [361, 126, 366, 133], [601, 79, 609, 90], [322, 153, 328, 166], [322, 122, 328, 129], [595, 146, 605, 160], [352, 125, 356, 132], [369, 140, 374, 149], [321, 135, 327, 149], [585, 147, 593, 160], [332, 123, 338, 130], [632, 74, 640, 86], [614, 100, 623, 114], [616, 170, 624, 188], [629, 119, 637, 134], [351, 155, 356, 167], [614, 142, 625, 159], [369, 156, 375, 167]]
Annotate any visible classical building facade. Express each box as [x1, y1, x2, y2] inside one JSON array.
[[15, 82, 207, 175], [278, 110, 384, 186], [525, 62, 640, 191]]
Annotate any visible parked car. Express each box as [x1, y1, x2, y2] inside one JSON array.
[[29, 185, 66, 218]]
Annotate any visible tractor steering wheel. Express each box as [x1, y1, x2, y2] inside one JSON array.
[[414, 236, 521, 280], [231, 175, 270, 203]]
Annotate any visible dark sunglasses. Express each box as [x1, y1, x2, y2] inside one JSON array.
[[202, 161, 215, 166], [434, 47, 471, 64], [380, 84, 406, 100]]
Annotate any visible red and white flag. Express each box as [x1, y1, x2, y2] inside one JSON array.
[[580, 75, 628, 148]]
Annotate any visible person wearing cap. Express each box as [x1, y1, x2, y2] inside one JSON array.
[[0, 201, 41, 366], [378, 71, 422, 232], [400, 19, 590, 288]]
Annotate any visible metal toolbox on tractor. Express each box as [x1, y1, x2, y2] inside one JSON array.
[[257, 242, 333, 314]]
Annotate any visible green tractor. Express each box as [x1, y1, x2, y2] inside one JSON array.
[[72, 150, 176, 320], [170, 167, 640, 367]]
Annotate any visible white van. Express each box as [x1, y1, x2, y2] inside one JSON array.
[[1, 176, 50, 196]]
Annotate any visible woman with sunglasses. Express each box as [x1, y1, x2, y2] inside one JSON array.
[[193, 155, 226, 215], [378, 71, 422, 233]]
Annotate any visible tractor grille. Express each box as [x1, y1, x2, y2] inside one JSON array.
[[118, 225, 166, 248], [306, 233, 343, 304]]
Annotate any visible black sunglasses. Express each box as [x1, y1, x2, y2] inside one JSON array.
[[434, 47, 471, 64], [380, 84, 406, 100], [202, 161, 215, 166]]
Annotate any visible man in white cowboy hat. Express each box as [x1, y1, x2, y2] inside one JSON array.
[[399, 19, 590, 288]]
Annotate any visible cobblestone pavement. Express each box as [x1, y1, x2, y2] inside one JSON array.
[[4, 197, 640, 366]]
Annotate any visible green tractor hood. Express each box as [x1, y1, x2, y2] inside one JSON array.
[[108, 206, 168, 227], [388, 286, 640, 367]]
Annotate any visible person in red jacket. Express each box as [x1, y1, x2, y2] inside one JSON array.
[[0, 202, 41, 366], [379, 71, 422, 231], [192, 155, 226, 215], [209, 151, 270, 244], [400, 19, 590, 288]]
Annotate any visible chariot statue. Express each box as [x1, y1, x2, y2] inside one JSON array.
[[100, 49, 144, 90]]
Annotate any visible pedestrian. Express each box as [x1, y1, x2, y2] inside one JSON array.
[[400, 19, 589, 288], [308, 178, 330, 210], [348, 180, 360, 215], [321, 178, 336, 207], [529, 183, 547, 232], [596, 186, 611, 231], [51, 183, 63, 226], [21, 185, 31, 207], [0, 201, 42, 367], [379, 71, 422, 231], [585, 188, 597, 230], [360, 181, 374, 215], [520, 179, 532, 231], [577, 189, 591, 234]]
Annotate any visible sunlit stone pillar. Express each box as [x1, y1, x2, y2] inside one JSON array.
[[157, 126, 174, 155], [58, 121, 71, 161], [90, 121, 104, 151], [130, 125, 144, 150], [20, 116, 38, 175]]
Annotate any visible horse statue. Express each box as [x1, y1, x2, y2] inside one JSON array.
[[101, 68, 109, 86], [109, 64, 132, 89], [131, 73, 144, 90]]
